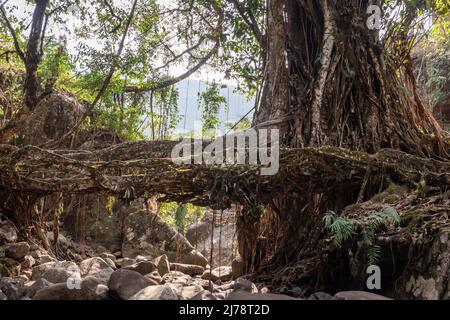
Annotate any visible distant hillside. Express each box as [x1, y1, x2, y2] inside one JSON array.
[[174, 79, 255, 133]]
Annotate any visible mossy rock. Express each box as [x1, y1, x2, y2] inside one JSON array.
[[371, 184, 407, 204], [0, 257, 21, 277]]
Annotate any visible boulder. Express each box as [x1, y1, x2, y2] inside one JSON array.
[[0, 277, 26, 300], [33, 276, 108, 300], [21, 269, 32, 279], [121, 207, 207, 267], [115, 257, 135, 268], [136, 255, 153, 262], [226, 291, 299, 300], [62, 195, 123, 252], [177, 284, 205, 300], [0, 290, 6, 300], [333, 291, 392, 300], [190, 290, 217, 300], [5, 242, 30, 260], [186, 209, 237, 268], [308, 292, 333, 300], [146, 271, 163, 284], [21, 255, 36, 269], [129, 284, 180, 300], [153, 254, 170, 276], [0, 257, 21, 277], [167, 249, 208, 268], [45, 232, 73, 250], [21, 278, 53, 299], [202, 266, 233, 282], [39, 254, 57, 264], [123, 261, 157, 276], [100, 252, 116, 262], [170, 263, 205, 276], [79, 257, 114, 284], [33, 261, 80, 284], [0, 221, 18, 244], [186, 221, 210, 244], [108, 269, 158, 300], [103, 257, 117, 270], [234, 277, 258, 293]]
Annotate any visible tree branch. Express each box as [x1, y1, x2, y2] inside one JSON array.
[[0, 6, 25, 63]]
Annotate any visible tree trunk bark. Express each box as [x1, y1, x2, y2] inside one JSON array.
[[24, 0, 49, 109], [243, 0, 449, 289]]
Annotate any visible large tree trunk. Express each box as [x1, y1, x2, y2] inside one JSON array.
[[243, 0, 449, 291], [255, 0, 444, 155]]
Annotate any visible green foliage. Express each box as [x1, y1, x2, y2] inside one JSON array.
[[105, 196, 116, 216], [323, 211, 359, 248], [198, 83, 226, 138], [323, 206, 400, 266], [159, 202, 206, 234]]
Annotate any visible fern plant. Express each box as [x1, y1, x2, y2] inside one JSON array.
[[323, 206, 400, 266], [323, 211, 358, 247]]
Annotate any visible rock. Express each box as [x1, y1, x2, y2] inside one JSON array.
[[95, 284, 110, 300], [115, 257, 135, 268], [0, 277, 26, 300], [162, 271, 193, 286], [22, 92, 86, 145], [79, 257, 114, 284], [108, 269, 158, 300], [333, 291, 392, 300], [0, 221, 18, 244], [190, 290, 217, 300], [21, 255, 36, 269], [308, 292, 333, 300], [129, 284, 180, 300], [202, 266, 233, 282], [168, 249, 208, 268], [136, 255, 153, 262], [15, 274, 29, 282], [113, 251, 122, 258], [177, 284, 205, 300], [33, 277, 108, 300], [21, 269, 32, 279], [62, 194, 123, 252], [123, 261, 157, 276], [5, 242, 30, 260], [121, 207, 207, 267], [186, 221, 211, 244], [170, 263, 205, 276], [46, 232, 73, 249], [231, 256, 245, 279], [0, 257, 21, 277], [103, 257, 117, 270], [146, 271, 162, 284], [187, 209, 237, 268], [38, 254, 57, 264], [0, 290, 6, 300], [21, 278, 53, 299], [39, 261, 80, 284], [234, 277, 258, 293], [100, 252, 116, 262], [153, 254, 170, 276], [226, 291, 299, 300]]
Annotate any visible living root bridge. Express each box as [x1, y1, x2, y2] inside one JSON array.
[[1, 141, 449, 207]]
